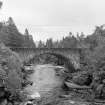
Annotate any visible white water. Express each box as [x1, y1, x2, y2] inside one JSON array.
[[25, 64, 64, 98]]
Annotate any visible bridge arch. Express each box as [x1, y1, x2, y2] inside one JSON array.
[[24, 52, 76, 73], [10, 47, 81, 71]]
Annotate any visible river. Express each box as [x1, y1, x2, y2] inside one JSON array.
[[25, 64, 65, 98], [24, 64, 89, 105]]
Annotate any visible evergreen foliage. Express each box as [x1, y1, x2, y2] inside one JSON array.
[[0, 17, 36, 48]]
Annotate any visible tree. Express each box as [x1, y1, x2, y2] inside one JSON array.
[[38, 40, 45, 48], [0, 43, 34, 104], [24, 28, 29, 36], [0, 1, 2, 9], [60, 35, 77, 48], [23, 28, 36, 48], [0, 17, 24, 47], [46, 38, 53, 48], [0, 17, 36, 48], [53, 40, 60, 48], [6, 17, 23, 47]]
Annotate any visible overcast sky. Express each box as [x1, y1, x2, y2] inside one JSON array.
[[0, 0, 105, 41]]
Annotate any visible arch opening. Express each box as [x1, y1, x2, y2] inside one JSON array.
[[24, 52, 76, 73]]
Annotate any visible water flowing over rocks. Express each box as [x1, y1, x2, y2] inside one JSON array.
[[25, 64, 65, 97], [24, 64, 93, 105]]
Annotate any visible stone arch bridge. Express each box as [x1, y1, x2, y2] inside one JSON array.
[[10, 47, 83, 69]]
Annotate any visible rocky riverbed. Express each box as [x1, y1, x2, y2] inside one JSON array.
[[24, 64, 93, 105]]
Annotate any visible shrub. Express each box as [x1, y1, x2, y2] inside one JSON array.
[[0, 43, 30, 103]]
